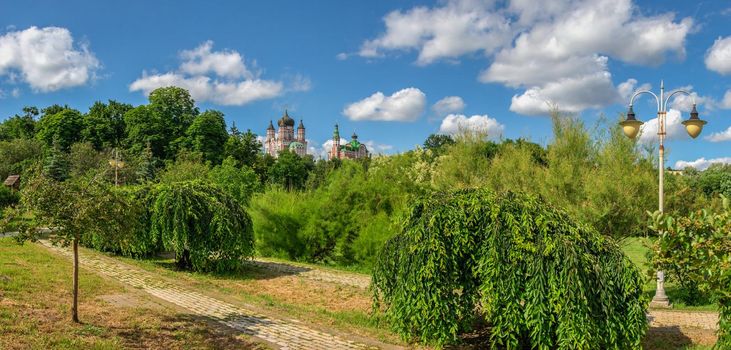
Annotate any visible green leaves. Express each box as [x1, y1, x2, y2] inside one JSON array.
[[649, 203, 731, 348], [149, 181, 254, 272], [372, 189, 647, 348]]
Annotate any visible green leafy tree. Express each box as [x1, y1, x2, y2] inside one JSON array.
[[649, 200, 731, 348], [267, 150, 311, 190], [0, 138, 43, 180], [124, 87, 199, 160], [157, 152, 210, 183], [43, 139, 70, 181], [1, 169, 138, 323], [134, 143, 156, 183], [423, 133, 455, 155], [82, 100, 132, 150], [185, 110, 228, 165], [149, 181, 254, 271], [209, 157, 261, 206], [69, 142, 105, 178], [373, 189, 647, 348], [224, 129, 262, 167], [0, 106, 38, 140], [35, 108, 85, 150]]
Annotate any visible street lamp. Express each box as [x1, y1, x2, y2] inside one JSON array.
[[620, 80, 707, 308]]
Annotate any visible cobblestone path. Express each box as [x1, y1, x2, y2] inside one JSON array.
[[40, 241, 381, 350], [250, 259, 721, 332], [648, 310, 719, 331]]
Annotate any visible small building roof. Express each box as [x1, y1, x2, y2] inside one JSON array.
[[4, 175, 20, 187]]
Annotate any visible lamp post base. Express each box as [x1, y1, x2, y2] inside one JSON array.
[[649, 297, 672, 308], [650, 270, 671, 308]]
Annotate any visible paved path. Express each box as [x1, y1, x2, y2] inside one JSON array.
[[648, 310, 719, 331], [249, 258, 721, 332], [39, 241, 383, 350]]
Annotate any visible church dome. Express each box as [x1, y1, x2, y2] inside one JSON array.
[[278, 110, 295, 127], [288, 141, 305, 150]]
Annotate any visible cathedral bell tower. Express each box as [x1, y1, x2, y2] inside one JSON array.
[[330, 124, 340, 160]]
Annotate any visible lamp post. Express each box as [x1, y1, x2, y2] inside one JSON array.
[[619, 80, 707, 308]]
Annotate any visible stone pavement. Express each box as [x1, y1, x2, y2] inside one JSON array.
[[648, 310, 719, 331], [39, 241, 384, 350], [249, 258, 721, 332]]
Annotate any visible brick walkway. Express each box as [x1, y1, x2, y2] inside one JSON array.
[[648, 310, 719, 331], [39, 241, 382, 350], [249, 259, 721, 332]]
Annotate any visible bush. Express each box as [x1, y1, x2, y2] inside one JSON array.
[[0, 186, 20, 209], [649, 198, 731, 348], [149, 181, 254, 272], [81, 185, 158, 257], [372, 189, 647, 348], [251, 160, 414, 267]]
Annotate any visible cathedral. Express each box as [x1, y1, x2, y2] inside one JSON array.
[[265, 110, 308, 157], [264, 111, 369, 160], [329, 124, 369, 160]]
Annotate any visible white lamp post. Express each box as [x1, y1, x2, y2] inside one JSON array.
[[619, 80, 707, 308]]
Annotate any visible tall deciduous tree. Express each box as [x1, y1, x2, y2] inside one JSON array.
[[0, 106, 38, 140], [82, 100, 133, 150], [224, 129, 262, 167], [124, 87, 199, 160], [186, 110, 228, 165], [268, 150, 312, 190], [35, 108, 85, 151]]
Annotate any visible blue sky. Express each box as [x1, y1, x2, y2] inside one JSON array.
[[0, 0, 730, 167]]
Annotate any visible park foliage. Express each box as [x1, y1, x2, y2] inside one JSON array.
[[1, 86, 730, 345], [372, 188, 647, 348], [650, 196, 731, 349]]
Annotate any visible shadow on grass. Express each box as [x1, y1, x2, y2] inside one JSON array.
[[643, 326, 695, 350], [111, 313, 266, 349], [140, 251, 312, 282]]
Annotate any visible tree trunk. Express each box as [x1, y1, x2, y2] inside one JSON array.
[[72, 237, 80, 323]]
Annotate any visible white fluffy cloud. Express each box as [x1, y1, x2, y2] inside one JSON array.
[[705, 126, 731, 142], [179, 41, 250, 78], [343, 87, 426, 121], [130, 41, 292, 106], [0, 26, 99, 92], [705, 36, 731, 75], [361, 0, 693, 115], [722, 90, 731, 109], [359, 0, 512, 65], [438, 114, 504, 138], [432, 96, 465, 116], [675, 157, 731, 171], [637, 109, 688, 145], [617, 78, 651, 102]]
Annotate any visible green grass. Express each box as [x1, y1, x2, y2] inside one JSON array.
[[620, 237, 718, 312]]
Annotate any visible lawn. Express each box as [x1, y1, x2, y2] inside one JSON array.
[[0, 236, 720, 349], [0, 237, 265, 350]]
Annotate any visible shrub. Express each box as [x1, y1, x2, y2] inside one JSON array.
[[0, 186, 19, 209], [649, 197, 731, 348], [149, 181, 254, 272], [81, 185, 158, 257], [373, 189, 647, 348]]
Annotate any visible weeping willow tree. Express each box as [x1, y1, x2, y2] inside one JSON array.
[[372, 189, 647, 349], [149, 181, 254, 272]]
